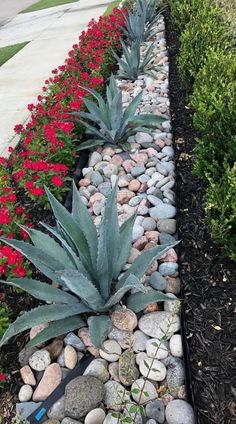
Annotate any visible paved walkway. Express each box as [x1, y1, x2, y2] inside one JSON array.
[[0, 0, 111, 157], [0, 0, 37, 25]]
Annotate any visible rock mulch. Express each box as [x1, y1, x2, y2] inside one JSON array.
[[15, 16, 195, 424]]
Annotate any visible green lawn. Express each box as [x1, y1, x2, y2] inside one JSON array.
[[0, 42, 29, 67], [103, 0, 121, 16], [21, 0, 79, 13]]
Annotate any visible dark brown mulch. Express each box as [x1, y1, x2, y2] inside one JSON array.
[[165, 11, 236, 424]]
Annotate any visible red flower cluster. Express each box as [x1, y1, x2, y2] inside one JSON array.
[[9, 9, 126, 205]]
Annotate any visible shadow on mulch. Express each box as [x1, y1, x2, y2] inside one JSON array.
[[165, 11, 236, 424]]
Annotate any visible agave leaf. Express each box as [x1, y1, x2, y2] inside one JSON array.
[[103, 274, 147, 309], [96, 219, 109, 301], [78, 118, 106, 139], [59, 270, 104, 311], [26, 316, 86, 348], [118, 242, 179, 289], [72, 182, 98, 268], [121, 91, 143, 131], [133, 114, 166, 125], [2, 278, 78, 304], [40, 222, 91, 279], [88, 315, 112, 347], [0, 237, 66, 286], [127, 288, 173, 312], [113, 214, 136, 279], [45, 187, 93, 272], [83, 98, 110, 130], [0, 303, 91, 347], [20, 226, 75, 269], [77, 139, 106, 151]]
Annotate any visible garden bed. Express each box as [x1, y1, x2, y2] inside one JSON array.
[[165, 10, 236, 424]]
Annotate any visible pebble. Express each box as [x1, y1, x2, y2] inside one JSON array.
[[64, 332, 85, 351], [84, 358, 109, 383], [18, 347, 38, 367], [159, 232, 176, 244], [77, 328, 92, 347], [159, 262, 178, 276], [117, 190, 135, 204], [149, 204, 176, 220], [164, 293, 179, 313], [62, 419, 83, 424], [29, 350, 51, 372], [139, 357, 166, 381], [147, 194, 163, 206], [65, 376, 104, 419], [165, 400, 195, 424], [165, 277, 181, 295], [98, 182, 112, 197], [162, 146, 174, 158], [133, 330, 150, 352], [103, 164, 118, 177], [119, 350, 139, 386], [132, 224, 144, 242], [164, 357, 185, 397], [20, 365, 36, 386], [157, 219, 176, 234], [48, 396, 65, 420], [139, 312, 181, 340], [169, 334, 183, 358], [18, 385, 33, 402], [33, 363, 62, 401], [128, 179, 141, 192], [44, 420, 60, 424], [45, 338, 64, 361], [99, 340, 122, 362], [108, 327, 133, 350], [146, 338, 169, 359], [103, 380, 130, 411], [90, 171, 103, 187], [84, 408, 106, 424], [150, 272, 166, 290], [103, 413, 119, 424], [64, 345, 78, 369], [131, 378, 157, 404], [89, 152, 102, 167], [108, 362, 120, 382], [142, 217, 157, 231], [146, 400, 165, 423], [16, 402, 42, 420], [131, 165, 146, 177], [111, 309, 137, 332], [57, 349, 66, 367], [135, 352, 148, 366], [135, 132, 153, 144], [160, 248, 178, 263]]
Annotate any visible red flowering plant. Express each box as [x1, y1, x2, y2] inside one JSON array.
[[9, 9, 126, 206], [0, 160, 31, 278]]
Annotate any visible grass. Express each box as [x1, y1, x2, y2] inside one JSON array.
[[0, 42, 29, 67], [103, 0, 121, 16], [21, 0, 78, 13]]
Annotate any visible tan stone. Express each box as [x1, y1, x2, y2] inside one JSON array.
[[64, 346, 77, 369], [128, 180, 141, 192], [33, 363, 62, 402], [133, 236, 148, 251], [45, 337, 63, 361], [79, 178, 90, 187], [117, 190, 135, 205], [20, 365, 36, 386]]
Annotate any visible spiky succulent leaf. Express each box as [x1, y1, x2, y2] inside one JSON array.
[[77, 139, 107, 151], [0, 303, 91, 347], [118, 242, 179, 289], [2, 278, 78, 304], [103, 274, 147, 309], [113, 214, 136, 279], [88, 315, 113, 347], [133, 114, 166, 125], [0, 237, 66, 286], [127, 288, 173, 312], [26, 316, 85, 348], [59, 270, 104, 311]]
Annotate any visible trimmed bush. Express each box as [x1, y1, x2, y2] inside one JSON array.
[[178, 3, 229, 88], [205, 163, 236, 260], [169, 0, 203, 33], [191, 48, 236, 179]]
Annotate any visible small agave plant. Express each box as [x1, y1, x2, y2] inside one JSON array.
[[75, 74, 165, 151], [0, 184, 176, 348], [114, 39, 156, 80]]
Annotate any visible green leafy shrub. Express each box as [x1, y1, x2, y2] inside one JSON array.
[[0, 304, 10, 339], [76, 74, 165, 151], [169, 0, 204, 33], [0, 184, 175, 348], [191, 48, 236, 179], [178, 3, 229, 88], [205, 162, 236, 260]]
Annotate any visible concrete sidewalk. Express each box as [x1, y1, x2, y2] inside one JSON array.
[[0, 0, 112, 156], [0, 0, 38, 25]]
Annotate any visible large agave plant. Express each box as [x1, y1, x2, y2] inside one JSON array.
[[75, 74, 165, 151], [114, 40, 156, 80], [122, 9, 156, 43], [136, 0, 165, 29], [0, 184, 176, 348]]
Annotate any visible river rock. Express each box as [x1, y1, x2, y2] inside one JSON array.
[[131, 378, 157, 404], [146, 338, 169, 360], [150, 272, 166, 290], [157, 219, 176, 234], [65, 376, 104, 419], [108, 327, 133, 350], [169, 335, 183, 358], [84, 358, 109, 383], [103, 380, 130, 411], [111, 309, 137, 332], [62, 419, 83, 424], [133, 330, 150, 352], [89, 152, 102, 167], [64, 333, 85, 351], [64, 346, 77, 369], [18, 347, 38, 367], [84, 408, 106, 424], [150, 204, 176, 220], [99, 340, 122, 362], [146, 400, 165, 423], [165, 400, 195, 424], [139, 357, 166, 381], [139, 312, 180, 340], [33, 363, 62, 401], [45, 338, 63, 361], [118, 350, 139, 386], [48, 396, 65, 420], [16, 402, 42, 420], [165, 277, 181, 295], [29, 350, 51, 372], [159, 262, 178, 276], [164, 357, 185, 397], [18, 385, 33, 402], [159, 233, 176, 245], [135, 132, 153, 144], [20, 365, 36, 386], [108, 362, 120, 382]]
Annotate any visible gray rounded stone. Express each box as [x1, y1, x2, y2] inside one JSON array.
[[83, 359, 109, 383], [157, 219, 176, 235], [65, 376, 104, 419], [142, 217, 157, 231], [164, 357, 185, 397], [64, 333, 85, 351], [62, 419, 83, 424], [131, 165, 146, 177], [159, 233, 176, 245], [149, 204, 176, 220], [29, 350, 51, 372], [98, 182, 112, 197], [89, 152, 102, 167], [48, 396, 65, 420], [146, 400, 165, 423], [159, 262, 178, 277], [138, 312, 180, 340], [90, 171, 103, 187], [131, 378, 157, 404], [150, 272, 166, 290], [165, 400, 195, 424], [18, 347, 38, 367], [103, 381, 130, 411], [133, 330, 149, 352]]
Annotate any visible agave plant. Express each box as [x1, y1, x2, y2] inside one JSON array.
[[122, 9, 156, 43], [136, 0, 165, 28], [75, 74, 165, 151], [114, 39, 156, 80], [0, 184, 176, 348]]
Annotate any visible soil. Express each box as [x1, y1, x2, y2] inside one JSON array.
[[165, 11, 236, 424]]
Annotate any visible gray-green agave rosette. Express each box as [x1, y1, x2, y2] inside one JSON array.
[[0, 184, 177, 348], [74, 74, 166, 151]]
